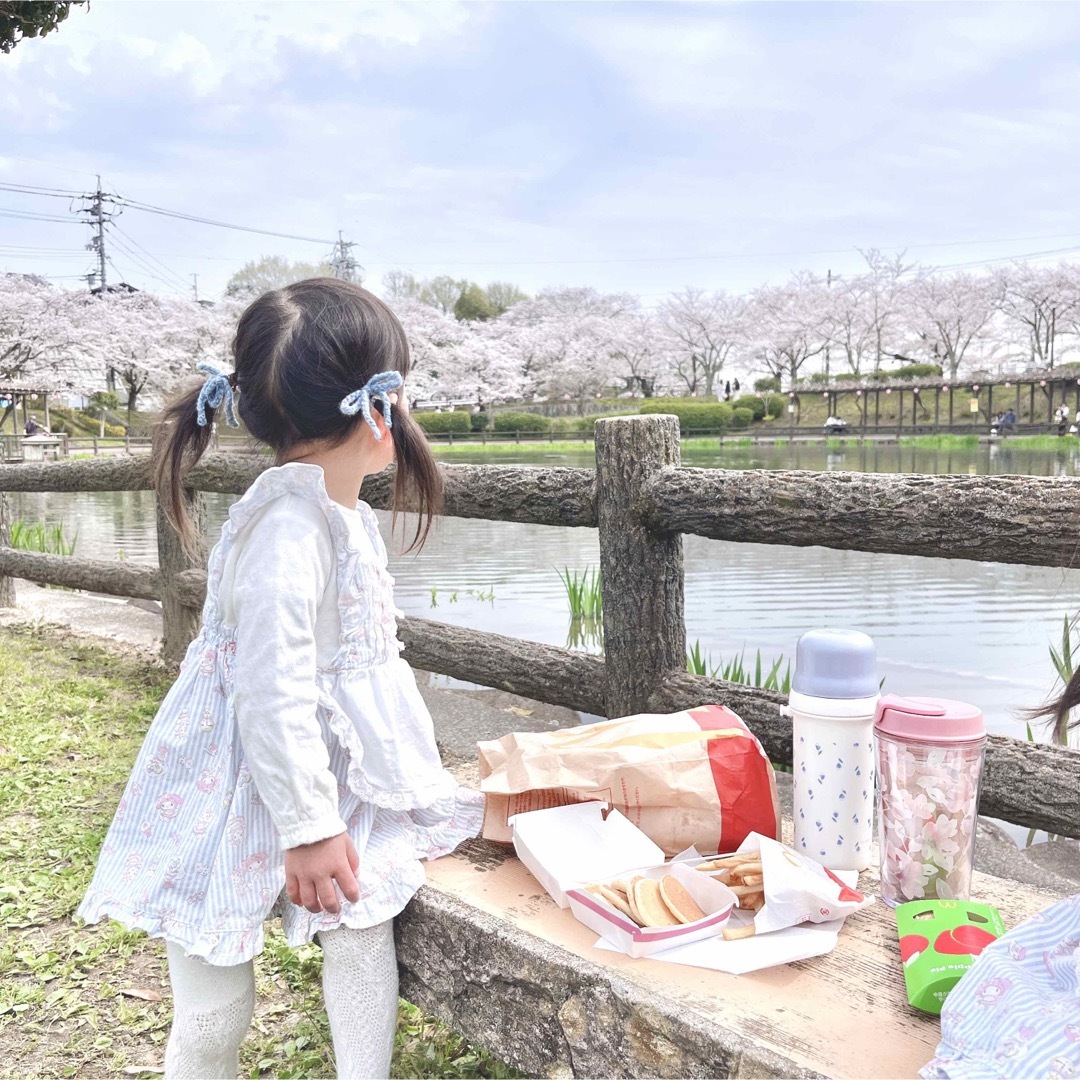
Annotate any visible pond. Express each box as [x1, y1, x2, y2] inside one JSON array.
[[9, 442, 1080, 753]]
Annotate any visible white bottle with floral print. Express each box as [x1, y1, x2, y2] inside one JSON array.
[[874, 695, 986, 907], [789, 629, 879, 872]]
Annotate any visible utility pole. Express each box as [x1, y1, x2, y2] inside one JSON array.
[[79, 177, 118, 391], [191, 274, 199, 303], [330, 230, 363, 283], [84, 175, 109, 294]]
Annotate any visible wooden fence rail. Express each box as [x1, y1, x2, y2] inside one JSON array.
[[0, 416, 1077, 838]]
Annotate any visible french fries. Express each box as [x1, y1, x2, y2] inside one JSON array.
[[696, 851, 765, 940]]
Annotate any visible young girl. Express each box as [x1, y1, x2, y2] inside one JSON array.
[[78, 279, 486, 1079]]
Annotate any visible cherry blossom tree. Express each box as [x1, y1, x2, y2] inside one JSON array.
[[491, 287, 637, 405], [822, 272, 878, 377], [608, 311, 668, 397], [860, 250, 914, 372], [391, 298, 522, 404], [992, 262, 1080, 369], [899, 271, 1002, 380], [746, 273, 829, 388], [0, 274, 89, 387], [660, 288, 747, 397], [86, 292, 232, 421]]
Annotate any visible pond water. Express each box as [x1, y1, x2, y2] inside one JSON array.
[[9, 442, 1080, 752]]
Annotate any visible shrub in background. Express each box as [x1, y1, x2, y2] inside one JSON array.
[[492, 411, 552, 433], [734, 394, 767, 421], [414, 410, 470, 434]]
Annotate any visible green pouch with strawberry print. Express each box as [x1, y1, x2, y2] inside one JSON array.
[[896, 899, 1005, 1015]]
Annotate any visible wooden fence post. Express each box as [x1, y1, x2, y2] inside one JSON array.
[[0, 492, 14, 608], [595, 415, 685, 717], [157, 488, 205, 665]]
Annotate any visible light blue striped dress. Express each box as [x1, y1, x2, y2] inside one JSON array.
[[78, 463, 485, 965], [921, 892, 1080, 1079]]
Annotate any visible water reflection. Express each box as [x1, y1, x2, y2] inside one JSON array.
[[8, 442, 1080, 743]]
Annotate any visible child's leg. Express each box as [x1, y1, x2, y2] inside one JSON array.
[[164, 942, 255, 1079], [316, 922, 398, 1080]]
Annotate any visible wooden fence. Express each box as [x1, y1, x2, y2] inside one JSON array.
[[0, 415, 1076, 838]]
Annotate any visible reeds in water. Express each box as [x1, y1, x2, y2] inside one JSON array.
[[10, 519, 77, 556], [687, 640, 792, 694], [558, 566, 602, 621]]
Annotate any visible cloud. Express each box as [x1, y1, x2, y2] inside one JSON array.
[[3, 1, 1080, 301]]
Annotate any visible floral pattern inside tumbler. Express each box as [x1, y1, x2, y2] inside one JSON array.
[[873, 695, 987, 907]]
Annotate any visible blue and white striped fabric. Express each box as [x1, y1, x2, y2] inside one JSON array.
[[921, 893, 1080, 1080], [78, 464, 485, 966]]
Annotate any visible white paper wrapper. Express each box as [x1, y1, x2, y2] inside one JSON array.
[[717, 832, 874, 934]]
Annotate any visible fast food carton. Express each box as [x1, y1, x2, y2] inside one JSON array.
[[895, 899, 1005, 1015], [509, 801, 738, 959]]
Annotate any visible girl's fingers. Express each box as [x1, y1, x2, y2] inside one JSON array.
[[286, 873, 301, 908], [336, 860, 361, 904], [317, 876, 341, 915], [299, 879, 322, 914], [346, 836, 360, 875]]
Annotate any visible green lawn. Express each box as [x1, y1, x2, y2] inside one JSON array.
[[0, 624, 516, 1079]]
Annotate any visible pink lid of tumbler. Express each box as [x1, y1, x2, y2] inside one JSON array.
[[874, 694, 985, 744]]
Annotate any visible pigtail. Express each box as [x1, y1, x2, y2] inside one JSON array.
[[151, 381, 215, 558], [389, 406, 443, 552], [1024, 667, 1080, 743]]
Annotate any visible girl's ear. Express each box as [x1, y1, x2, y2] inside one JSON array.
[[371, 405, 391, 442]]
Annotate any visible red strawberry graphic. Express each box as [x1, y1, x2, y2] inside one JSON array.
[[951, 925, 997, 955], [900, 934, 929, 965], [934, 930, 968, 955]]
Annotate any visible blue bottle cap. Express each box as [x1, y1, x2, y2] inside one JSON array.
[[792, 629, 878, 700]]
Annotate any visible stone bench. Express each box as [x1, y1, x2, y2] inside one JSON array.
[[396, 837, 1068, 1079]]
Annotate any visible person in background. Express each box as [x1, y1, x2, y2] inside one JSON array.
[[23, 415, 48, 436]]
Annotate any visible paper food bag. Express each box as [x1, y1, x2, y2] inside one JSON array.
[[730, 833, 873, 934], [478, 705, 781, 857]]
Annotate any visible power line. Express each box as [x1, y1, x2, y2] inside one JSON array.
[[0, 181, 83, 199], [105, 228, 190, 293], [114, 194, 336, 246], [107, 223, 190, 292], [0, 207, 77, 224]]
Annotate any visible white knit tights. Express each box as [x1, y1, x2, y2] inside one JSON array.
[[316, 922, 399, 1080], [164, 942, 255, 1079], [163, 922, 397, 1080]]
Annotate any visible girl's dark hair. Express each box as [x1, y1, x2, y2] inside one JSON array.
[[1025, 670, 1080, 741], [153, 279, 442, 555]]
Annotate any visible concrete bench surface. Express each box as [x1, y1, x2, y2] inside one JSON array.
[[396, 831, 1072, 1080]]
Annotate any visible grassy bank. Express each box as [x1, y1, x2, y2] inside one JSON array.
[[0, 624, 514, 1079]]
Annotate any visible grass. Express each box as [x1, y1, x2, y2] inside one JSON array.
[[9, 520, 78, 556], [998, 435, 1080, 451], [558, 567, 602, 621], [0, 623, 516, 1079], [686, 640, 792, 694], [898, 435, 980, 449]]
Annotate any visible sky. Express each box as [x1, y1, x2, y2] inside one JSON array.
[[4, 1, 1080, 305]]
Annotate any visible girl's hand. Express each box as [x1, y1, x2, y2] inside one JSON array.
[[285, 833, 361, 914]]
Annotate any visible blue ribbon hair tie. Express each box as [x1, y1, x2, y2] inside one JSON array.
[[195, 362, 240, 428], [339, 370, 404, 441]]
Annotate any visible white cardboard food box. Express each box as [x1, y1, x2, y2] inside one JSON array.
[[509, 801, 738, 959]]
